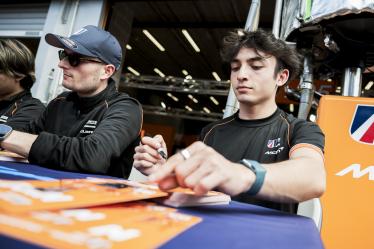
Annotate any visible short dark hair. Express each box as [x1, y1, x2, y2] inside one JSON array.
[[0, 39, 35, 90], [221, 29, 303, 83]]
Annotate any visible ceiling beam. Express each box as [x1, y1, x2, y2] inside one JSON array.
[[132, 21, 245, 29]]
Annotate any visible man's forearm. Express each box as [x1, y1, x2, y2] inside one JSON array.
[[256, 148, 325, 203], [1, 130, 38, 157]]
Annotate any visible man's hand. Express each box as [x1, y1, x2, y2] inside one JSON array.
[[149, 141, 255, 196], [133, 135, 167, 175]]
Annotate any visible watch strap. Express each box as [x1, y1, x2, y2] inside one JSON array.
[[240, 159, 267, 196]]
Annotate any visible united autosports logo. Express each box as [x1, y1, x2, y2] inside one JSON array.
[[349, 105, 374, 145], [267, 138, 280, 148]]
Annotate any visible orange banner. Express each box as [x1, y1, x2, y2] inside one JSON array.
[[317, 95, 374, 248]]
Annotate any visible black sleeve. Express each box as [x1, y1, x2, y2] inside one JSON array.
[[6, 100, 45, 131], [28, 99, 142, 174], [290, 120, 325, 153]]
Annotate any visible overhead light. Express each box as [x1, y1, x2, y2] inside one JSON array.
[[167, 92, 179, 102], [289, 104, 294, 112], [127, 66, 140, 76], [182, 70, 189, 76], [143, 29, 165, 51], [365, 81, 373, 90], [309, 114, 316, 122], [126, 44, 132, 50], [185, 75, 192, 80], [212, 72, 221, 81], [203, 107, 211, 113], [182, 29, 200, 52], [185, 105, 193, 112], [188, 94, 198, 103], [154, 68, 165, 77], [209, 96, 219, 105], [327, 78, 332, 82], [160, 101, 166, 109]]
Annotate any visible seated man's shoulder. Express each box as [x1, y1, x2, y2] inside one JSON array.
[[19, 95, 45, 109], [108, 92, 141, 108]]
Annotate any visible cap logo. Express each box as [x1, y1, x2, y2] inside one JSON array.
[[73, 28, 87, 36], [61, 37, 77, 49]]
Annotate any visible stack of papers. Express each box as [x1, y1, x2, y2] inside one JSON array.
[[0, 178, 202, 249]]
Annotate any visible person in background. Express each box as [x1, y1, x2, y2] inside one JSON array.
[[0, 25, 142, 178], [133, 29, 325, 213], [0, 39, 45, 130]]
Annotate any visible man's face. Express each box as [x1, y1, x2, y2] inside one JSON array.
[[0, 73, 19, 99], [230, 47, 287, 106], [58, 51, 108, 97]]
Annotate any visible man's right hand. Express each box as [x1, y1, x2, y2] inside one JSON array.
[[133, 135, 167, 175]]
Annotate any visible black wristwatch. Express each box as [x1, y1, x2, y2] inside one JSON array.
[[240, 159, 267, 196], [0, 124, 13, 141]]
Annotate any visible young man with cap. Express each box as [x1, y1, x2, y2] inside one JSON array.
[[133, 29, 325, 213], [0, 25, 142, 178], [0, 39, 45, 130]]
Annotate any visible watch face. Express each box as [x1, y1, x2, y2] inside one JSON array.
[[0, 124, 12, 137]]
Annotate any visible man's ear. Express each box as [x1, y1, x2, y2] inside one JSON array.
[[276, 69, 289, 87], [100, 64, 116, 80], [14, 76, 25, 83]]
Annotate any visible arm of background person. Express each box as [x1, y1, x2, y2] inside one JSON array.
[[150, 141, 325, 203], [133, 134, 167, 175], [5, 100, 45, 131]]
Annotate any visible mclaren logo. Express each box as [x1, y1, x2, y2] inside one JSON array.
[[336, 164, 374, 180]]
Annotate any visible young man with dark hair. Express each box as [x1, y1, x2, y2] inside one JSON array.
[[0, 39, 45, 130], [133, 29, 325, 213], [0, 26, 142, 179]]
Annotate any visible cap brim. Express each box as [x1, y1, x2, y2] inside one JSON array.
[[45, 34, 70, 49], [45, 33, 95, 57]]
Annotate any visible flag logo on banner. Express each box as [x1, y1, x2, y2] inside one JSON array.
[[349, 105, 374, 145]]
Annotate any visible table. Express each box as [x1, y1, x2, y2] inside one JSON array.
[[0, 161, 324, 249]]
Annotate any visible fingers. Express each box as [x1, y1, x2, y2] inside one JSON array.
[[133, 136, 167, 175], [193, 172, 226, 195], [158, 175, 178, 191], [141, 136, 162, 151], [148, 151, 181, 182], [134, 144, 160, 163]]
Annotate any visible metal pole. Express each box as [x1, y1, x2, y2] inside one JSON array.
[[342, 68, 362, 96], [272, 0, 283, 38], [297, 55, 314, 120], [223, 0, 261, 118]]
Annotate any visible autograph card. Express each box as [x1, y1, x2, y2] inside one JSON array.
[[0, 202, 201, 249], [0, 178, 167, 213]]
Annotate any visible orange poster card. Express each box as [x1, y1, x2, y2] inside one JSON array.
[[0, 202, 201, 249], [0, 178, 168, 213], [159, 187, 231, 207]]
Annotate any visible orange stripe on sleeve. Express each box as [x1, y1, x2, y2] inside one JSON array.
[[289, 143, 325, 161]]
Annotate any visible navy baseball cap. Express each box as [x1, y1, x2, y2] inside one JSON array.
[[45, 25, 122, 70]]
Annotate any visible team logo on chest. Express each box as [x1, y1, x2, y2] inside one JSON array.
[[265, 138, 284, 155], [80, 120, 97, 134], [267, 138, 280, 148]]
